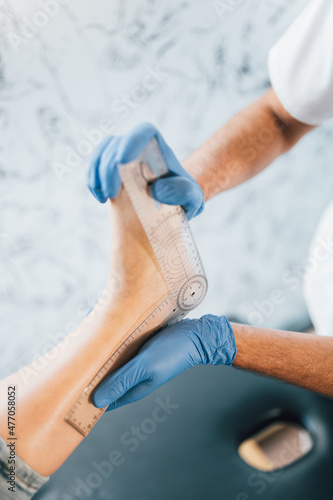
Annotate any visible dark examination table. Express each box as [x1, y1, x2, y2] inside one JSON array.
[[35, 363, 333, 500]]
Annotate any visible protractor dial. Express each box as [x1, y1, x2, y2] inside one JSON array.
[[177, 275, 208, 311]]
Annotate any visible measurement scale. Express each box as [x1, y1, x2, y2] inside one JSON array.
[[65, 138, 208, 437]]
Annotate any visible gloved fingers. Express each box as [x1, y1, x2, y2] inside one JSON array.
[[150, 176, 204, 220], [98, 140, 122, 201], [116, 123, 188, 181], [86, 122, 204, 217], [105, 379, 156, 411], [188, 314, 237, 367], [87, 123, 159, 203], [99, 122, 158, 199], [91, 358, 151, 409], [86, 136, 114, 203], [116, 122, 160, 163], [154, 132, 188, 178]]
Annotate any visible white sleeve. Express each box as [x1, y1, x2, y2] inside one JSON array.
[[268, 0, 333, 125]]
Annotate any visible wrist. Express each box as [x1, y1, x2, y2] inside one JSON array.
[[190, 314, 237, 367]]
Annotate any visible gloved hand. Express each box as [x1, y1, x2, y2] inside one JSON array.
[[86, 122, 204, 220], [92, 314, 236, 411]]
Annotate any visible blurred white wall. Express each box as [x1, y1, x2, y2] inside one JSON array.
[[1, 0, 333, 377]]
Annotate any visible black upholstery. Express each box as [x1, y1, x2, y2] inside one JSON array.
[[36, 364, 333, 499]]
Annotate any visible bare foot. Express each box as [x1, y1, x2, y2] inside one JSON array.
[[96, 186, 170, 325], [0, 181, 173, 476]]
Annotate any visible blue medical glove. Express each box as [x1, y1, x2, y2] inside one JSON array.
[[92, 314, 236, 411], [86, 122, 204, 220]]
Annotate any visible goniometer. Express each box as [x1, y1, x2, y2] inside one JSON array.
[[65, 138, 208, 437]]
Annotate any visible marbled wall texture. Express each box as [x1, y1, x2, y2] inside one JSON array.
[[1, 0, 332, 376]]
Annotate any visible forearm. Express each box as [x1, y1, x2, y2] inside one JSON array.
[[183, 88, 314, 200], [231, 323, 333, 397]]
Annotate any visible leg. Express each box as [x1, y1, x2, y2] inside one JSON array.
[[0, 186, 170, 476]]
